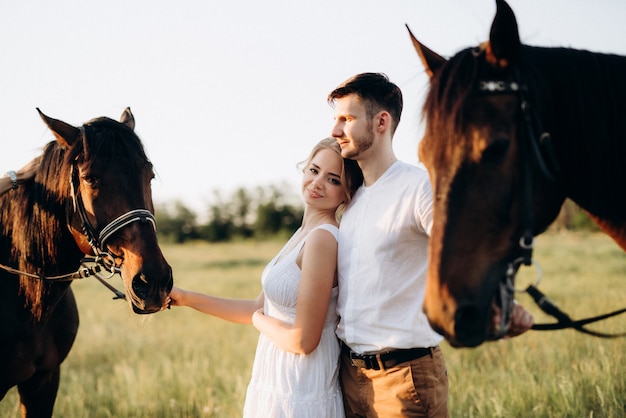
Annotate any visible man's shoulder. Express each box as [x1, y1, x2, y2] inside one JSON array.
[[393, 160, 427, 172], [391, 161, 430, 182]]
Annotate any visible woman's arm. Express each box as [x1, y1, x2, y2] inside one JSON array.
[[252, 228, 337, 354], [0, 175, 15, 196], [168, 287, 264, 324], [1, 156, 40, 196]]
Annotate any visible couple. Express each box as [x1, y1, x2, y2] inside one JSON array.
[[166, 73, 534, 418]]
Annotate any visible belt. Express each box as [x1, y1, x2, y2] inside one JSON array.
[[341, 342, 436, 370]]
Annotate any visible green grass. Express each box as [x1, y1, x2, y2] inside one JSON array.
[[1, 232, 625, 417], [444, 231, 626, 418]]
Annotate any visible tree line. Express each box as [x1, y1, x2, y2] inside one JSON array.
[[154, 184, 598, 244], [154, 183, 304, 243]]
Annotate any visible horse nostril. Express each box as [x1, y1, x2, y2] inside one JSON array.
[[132, 270, 173, 299], [132, 273, 150, 299], [454, 305, 489, 347]]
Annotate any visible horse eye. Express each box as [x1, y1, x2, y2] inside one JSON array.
[[82, 176, 99, 187], [482, 138, 509, 164]]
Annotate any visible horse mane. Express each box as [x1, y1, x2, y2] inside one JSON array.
[[0, 116, 149, 318], [520, 46, 626, 218], [0, 140, 73, 319], [421, 44, 626, 218], [420, 47, 477, 170]]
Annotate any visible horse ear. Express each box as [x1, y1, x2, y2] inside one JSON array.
[[487, 0, 521, 67], [120, 107, 135, 131], [36, 108, 81, 149], [405, 24, 447, 78]]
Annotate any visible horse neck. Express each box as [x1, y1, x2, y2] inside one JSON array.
[[524, 47, 626, 216]]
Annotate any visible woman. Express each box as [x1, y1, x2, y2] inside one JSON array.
[[166, 138, 363, 417], [1, 157, 40, 196]]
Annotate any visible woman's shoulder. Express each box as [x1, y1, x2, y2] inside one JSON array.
[[309, 224, 339, 241]]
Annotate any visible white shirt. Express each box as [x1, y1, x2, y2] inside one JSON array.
[[336, 161, 444, 353]]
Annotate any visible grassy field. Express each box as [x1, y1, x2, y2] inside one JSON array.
[[1, 232, 625, 417]]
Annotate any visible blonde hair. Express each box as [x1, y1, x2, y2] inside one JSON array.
[[299, 138, 363, 219]]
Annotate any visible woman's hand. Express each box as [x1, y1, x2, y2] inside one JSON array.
[[163, 286, 186, 309], [251, 307, 265, 327], [504, 302, 534, 338]]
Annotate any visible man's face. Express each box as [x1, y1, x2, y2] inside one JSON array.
[[330, 94, 374, 161]]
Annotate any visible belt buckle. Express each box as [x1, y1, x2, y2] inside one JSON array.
[[350, 356, 367, 368]]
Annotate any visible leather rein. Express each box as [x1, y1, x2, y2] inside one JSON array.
[[478, 66, 626, 338], [0, 143, 157, 300]]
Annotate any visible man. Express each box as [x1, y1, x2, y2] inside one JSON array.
[[328, 72, 533, 417]]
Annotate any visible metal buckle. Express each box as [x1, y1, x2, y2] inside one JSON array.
[[375, 354, 386, 370], [350, 358, 367, 368], [350, 353, 385, 370]]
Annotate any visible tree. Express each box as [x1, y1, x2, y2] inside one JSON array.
[[231, 187, 254, 238], [199, 190, 236, 242], [254, 184, 302, 238], [154, 201, 199, 243]]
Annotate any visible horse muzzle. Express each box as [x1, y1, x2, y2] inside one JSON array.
[[454, 263, 519, 347], [128, 266, 174, 314]]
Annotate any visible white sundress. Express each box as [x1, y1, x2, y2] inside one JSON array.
[[242, 224, 344, 418]]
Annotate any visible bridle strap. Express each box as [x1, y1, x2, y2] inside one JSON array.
[[516, 81, 536, 265], [0, 256, 126, 300], [0, 258, 103, 282], [99, 209, 156, 248], [70, 163, 100, 253], [477, 69, 557, 264], [527, 284, 626, 338], [477, 72, 544, 338]]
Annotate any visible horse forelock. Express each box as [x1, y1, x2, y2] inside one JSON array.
[[77, 118, 153, 216], [80, 117, 148, 166]]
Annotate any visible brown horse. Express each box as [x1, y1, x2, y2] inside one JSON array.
[[408, 0, 626, 347], [0, 108, 173, 416]]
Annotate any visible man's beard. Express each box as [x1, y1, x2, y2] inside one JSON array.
[[344, 123, 374, 160]]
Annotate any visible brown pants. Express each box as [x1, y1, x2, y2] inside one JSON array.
[[340, 346, 449, 418]]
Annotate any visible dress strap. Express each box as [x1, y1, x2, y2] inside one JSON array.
[[295, 225, 337, 254], [273, 224, 339, 266], [310, 224, 339, 241]]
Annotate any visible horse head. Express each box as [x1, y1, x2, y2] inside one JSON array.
[[38, 108, 173, 314], [407, 0, 567, 347]]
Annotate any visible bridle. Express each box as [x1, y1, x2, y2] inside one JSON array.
[[69, 162, 156, 260], [0, 133, 158, 301], [477, 65, 626, 339]]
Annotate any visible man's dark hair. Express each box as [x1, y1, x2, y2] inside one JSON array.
[[328, 72, 403, 135]]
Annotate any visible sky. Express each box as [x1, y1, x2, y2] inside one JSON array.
[[2, 0, 625, 214]]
